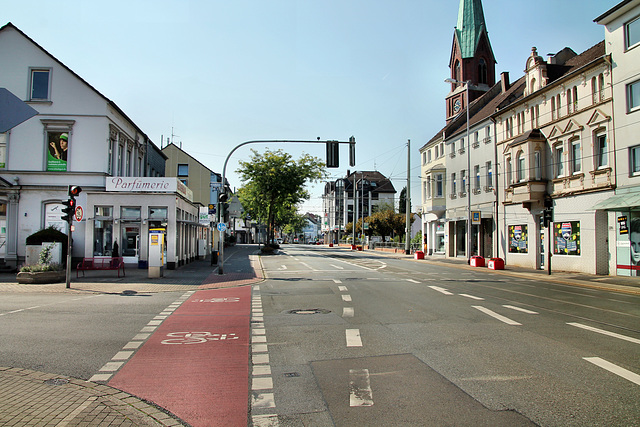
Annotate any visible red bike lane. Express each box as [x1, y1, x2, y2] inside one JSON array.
[[108, 286, 252, 427]]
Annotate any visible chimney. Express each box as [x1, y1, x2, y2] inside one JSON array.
[[501, 72, 510, 92]]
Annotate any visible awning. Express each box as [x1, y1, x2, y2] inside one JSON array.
[[592, 190, 640, 211]]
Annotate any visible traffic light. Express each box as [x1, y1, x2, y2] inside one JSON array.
[[543, 208, 553, 228], [62, 198, 76, 223], [349, 136, 356, 167], [326, 141, 339, 168], [69, 185, 82, 197], [219, 192, 228, 203]]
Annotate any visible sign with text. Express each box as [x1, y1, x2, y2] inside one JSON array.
[[106, 177, 193, 202]]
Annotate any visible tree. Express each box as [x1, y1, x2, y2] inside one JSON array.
[[237, 149, 326, 244], [399, 186, 407, 214]]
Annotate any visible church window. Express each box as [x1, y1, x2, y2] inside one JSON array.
[[478, 59, 487, 84]]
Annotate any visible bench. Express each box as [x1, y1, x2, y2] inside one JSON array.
[[76, 257, 125, 278]]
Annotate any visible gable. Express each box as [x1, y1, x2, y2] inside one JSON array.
[[586, 108, 611, 127]]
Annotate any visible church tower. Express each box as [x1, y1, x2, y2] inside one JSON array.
[[445, 0, 496, 122]]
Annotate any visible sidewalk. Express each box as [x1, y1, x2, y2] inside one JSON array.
[[0, 245, 263, 426]]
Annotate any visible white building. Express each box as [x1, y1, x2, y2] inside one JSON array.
[[595, 0, 640, 275], [0, 22, 204, 270]]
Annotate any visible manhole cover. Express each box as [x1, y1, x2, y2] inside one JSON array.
[[285, 308, 331, 315], [284, 372, 300, 377], [44, 378, 69, 386]]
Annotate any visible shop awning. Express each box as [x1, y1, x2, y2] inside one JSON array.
[[592, 191, 640, 211]]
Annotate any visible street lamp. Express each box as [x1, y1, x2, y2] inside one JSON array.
[[445, 78, 472, 261]]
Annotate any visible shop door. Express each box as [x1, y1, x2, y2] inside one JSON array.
[[539, 215, 545, 269], [122, 224, 140, 259]]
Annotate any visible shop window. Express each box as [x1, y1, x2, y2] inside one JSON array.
[[94, 206, 113, 256], [29, 68, 51, 101], [554, 221, 581, 255], [121, 206, 141, 220], [508, 224, 528, 253]]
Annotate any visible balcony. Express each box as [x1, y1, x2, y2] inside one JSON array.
[[505, 180, 547, 205]]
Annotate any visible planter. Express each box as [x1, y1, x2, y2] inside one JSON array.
[[17, 270, 66, 284]]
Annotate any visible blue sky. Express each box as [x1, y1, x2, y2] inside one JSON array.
[[4, 0, 618, 215]]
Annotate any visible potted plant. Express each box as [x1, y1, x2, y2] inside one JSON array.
[[17, 243, 65, 284]]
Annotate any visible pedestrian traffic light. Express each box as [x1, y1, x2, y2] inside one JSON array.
[[62, 198, 76, 223], [68, 185, 82, 197], [326, 141, 339, 168], [349, 136, 356, 167], [219, 192, 228, 203]]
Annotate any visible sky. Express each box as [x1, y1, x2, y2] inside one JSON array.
[[3, 0, 619, 216]]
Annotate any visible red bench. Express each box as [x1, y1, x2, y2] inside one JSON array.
[[76, 257, 125, 278]]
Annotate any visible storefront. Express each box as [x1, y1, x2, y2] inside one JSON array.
[[84, 177, 209, 269]]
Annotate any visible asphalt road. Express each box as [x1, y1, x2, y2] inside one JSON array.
[[254, 245, 640, 426]]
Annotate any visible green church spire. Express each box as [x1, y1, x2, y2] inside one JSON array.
[[455, 0, 488, 59]]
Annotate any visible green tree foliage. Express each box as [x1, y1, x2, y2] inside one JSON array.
[[237, 149, 326, 243], [398, 186, 407, 214]]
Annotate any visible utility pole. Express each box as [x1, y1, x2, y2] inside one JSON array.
[[405, 139, 411, 255]]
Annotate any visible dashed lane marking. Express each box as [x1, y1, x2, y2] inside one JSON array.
[[349, 368, 374, 407], [584, 357, 640, 385], [472, 306, 521, 326], [503, 305, 539, 314], [346, 329, 363, 347], [568, 322, 640, 345]]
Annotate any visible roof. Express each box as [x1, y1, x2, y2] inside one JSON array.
[[345, 170, 396, 194], [455, 0, 492, 59], [0, 22, 157, 148], [594, 0, 638, 23]]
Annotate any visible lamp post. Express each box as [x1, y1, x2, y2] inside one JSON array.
[[445, 78, 472, 261]]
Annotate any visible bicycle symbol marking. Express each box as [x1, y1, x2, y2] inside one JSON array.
[[160, 331, 239, 345], [192, 297, 240, 303]]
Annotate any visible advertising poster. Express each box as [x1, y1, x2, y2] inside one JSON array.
[[47, 131, 68, 171], [554, 221, 580, 255], [508, 224, 528, 253]]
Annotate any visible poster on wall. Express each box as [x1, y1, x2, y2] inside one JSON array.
[[629, 215, 640, 276], [554, 221, 580, 255], [47, 131, 68, 171], [508, 224, 528, 253]]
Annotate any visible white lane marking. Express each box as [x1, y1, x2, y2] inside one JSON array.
[[252, 377, 274, 390], [252, 393, 276, 408], [112, 351, 134, 360], [584, 357, 640, 385], [278, 265, 288, 270], [472, 306, 521, 326], [89, 373, 112, 382], [346, 329, 363, 347], [349, 368, 374, 407], [342, 295, 352, 302], [253, 365, 272, 376], [503, 305, 539, 315], [99, 361, 124, 372], [343, 307, 355, 318], [338, 286, 348, 292], [568, 322, 640, 345], [459, 293, 484, 300], [253, 354, 270, 364], [300, 262, 318, 271], [428, 286, 453, 295], [406, 279, 420, 283], [331, 264, 344, 270], [333, 279, 343, 284], [253, 344, 268, 353], [252, 414, 279, 426], [252, 328, 266, 335], [122, 341, 143, 350]]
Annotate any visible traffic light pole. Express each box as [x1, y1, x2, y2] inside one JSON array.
[[66, 226, 72, 288], [217, 138, 355, 274]]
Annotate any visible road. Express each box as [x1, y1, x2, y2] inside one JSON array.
[[1, 244, 639, 426], [252, 245, 640, 426]]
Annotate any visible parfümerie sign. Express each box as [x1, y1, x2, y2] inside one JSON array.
[[106, 177, 193, 202]]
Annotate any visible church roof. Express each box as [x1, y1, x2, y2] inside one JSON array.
[[455, 0, 489, 59]]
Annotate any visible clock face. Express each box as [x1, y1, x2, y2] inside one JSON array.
[[453, 99, 461, 113]]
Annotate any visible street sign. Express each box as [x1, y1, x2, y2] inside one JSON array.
[[74, 206, 84, 222], [217, 222, 227, 232]]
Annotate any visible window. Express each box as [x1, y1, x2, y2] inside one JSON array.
[[485, 126, 491, 143], [478, 58, 487, 84], [93, 206, 113, 256], [46, 131, 69, 172], [435, 173, 443, 197], [572, 86, 578, 112], [631, 146, 640, 175], [517, 152, 526, 182], [451, 173, 457, 195], [434, 145, 439, 158], [473, 131, 479, 148], [422, 152, 427, 165], [506, 157, 512, 185], [628, 80, 640, 112], [427, 150, 431, 163], [595, 133, 607, 168], [450, 142, 456, 157], [555, 144, 564, 178], [551, 97, 556, 120], [556, 94, 562, 118], [117, 144, 123, 175], [626, 15, 640, 49], [458, 138, 465, 154], [461, 170, 466, 194], [534, 151, 542, 180], [486, 161, 493, 189], [592, 75, 605, 104], [177, 164, 189, 176], [0, 132, 6, 169], [474, 165, 480, 190], [571, 139, 581, 174], [426, 177, 431, 200], [567, 89, 572, 115], [29, 68, 51, 101]]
